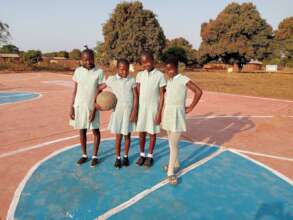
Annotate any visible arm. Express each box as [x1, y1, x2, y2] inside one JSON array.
[[185, 81, 202, 114], [69, 82, 77, 120], [136, 83, 140, 96], [130, 86, 139, 122], [154, 86, 166, 124]]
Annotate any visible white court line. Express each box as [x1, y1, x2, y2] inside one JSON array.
[[6, 137, 114, 220], [230, 149, 293, 185], [230, 148, 293, 162], [188, 115, 293, 119], [205, 91, 293, 103], [6, 138, 293, 220], [0, 128, 106, 159], [0, 91, 42, 107], [96, 148, 225, 220]]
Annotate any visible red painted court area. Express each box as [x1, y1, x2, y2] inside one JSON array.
[[0, 72, 292, 219]]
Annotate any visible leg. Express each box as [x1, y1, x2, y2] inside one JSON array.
[[167, 131, 181, 176], [148, 133, 156, 154], [139, 132, 146, 154], [136, 132, 146, 166], [115, 134, 122, 158], [124, 133, 131, 156], [122, 133, 131, 166], [76, 129, 88, 165], [92, 129, 101, 157], [80, 129, 87, 155]]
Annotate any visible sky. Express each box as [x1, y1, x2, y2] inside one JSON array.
[[0, 0, 292, 52]]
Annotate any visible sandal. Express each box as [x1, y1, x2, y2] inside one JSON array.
[[168, 175, 178, 185]]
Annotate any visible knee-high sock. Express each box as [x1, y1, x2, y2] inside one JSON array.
[[167, 131, 181, 176]]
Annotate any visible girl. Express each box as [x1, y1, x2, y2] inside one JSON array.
[[136, 51, 166, 168], [97, 59, 138, 168], [162, 56, 202, 185], [69, 47, 105, 167]]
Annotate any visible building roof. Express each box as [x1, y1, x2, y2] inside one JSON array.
[[0, 53, 20, 58], [248, 59, 262, 65]]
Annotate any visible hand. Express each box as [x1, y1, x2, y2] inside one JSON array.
[[185, 106, 193, 114], [130, 110, 138, 122], [95, 104, 103, 111], [154, 112, 162, 125], [89, 110, 96, 122], [70, 107, 75, 120]]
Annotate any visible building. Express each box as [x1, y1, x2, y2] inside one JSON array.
[[0, 53, 21, 63]]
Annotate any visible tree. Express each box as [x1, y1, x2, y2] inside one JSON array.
[[275, 16, 293, 66], [69, 49, 81, 60], [162, 37, 197, 65], [102, 1, 166, 63], [23, 50, 42, 64], [0, 21, 10, 44], [0, 44, 19, 54], [56, 51, 69, 58], [198, 3, 274, 68]]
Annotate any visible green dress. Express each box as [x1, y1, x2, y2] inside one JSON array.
[[70, 66, 105, 129]]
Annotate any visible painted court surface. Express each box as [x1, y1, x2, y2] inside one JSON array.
[[0, 72, 292, 220]]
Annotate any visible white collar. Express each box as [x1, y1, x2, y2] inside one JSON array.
[[174, 74, 181, 79], [146, 68, 156, 74], [116, 74, 128, 80]]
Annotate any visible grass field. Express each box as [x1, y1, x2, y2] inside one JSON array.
[[184, 71, 293, 100]]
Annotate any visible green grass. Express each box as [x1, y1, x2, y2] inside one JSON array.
[[184, 71, 293, 100]]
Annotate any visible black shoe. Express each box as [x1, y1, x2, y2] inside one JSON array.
[[136, 156, 146, 166], [76, 156, 88, 165], [144, 157, 154, 167], [90, 158, 99, 167], [114, 158, 122, 169], [122, 156, 129, 167]]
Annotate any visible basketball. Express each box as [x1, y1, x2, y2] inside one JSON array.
[[95, 91, 117, 111]]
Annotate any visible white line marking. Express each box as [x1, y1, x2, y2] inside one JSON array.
[[96, 149, 225, 220], [229, 149, 293, 185], [6, 137, 115, 220], [205, 91, 293, 103], [230, 149, 293, 162], [188, 115, 293, 119], [0, 129, 106, 158]]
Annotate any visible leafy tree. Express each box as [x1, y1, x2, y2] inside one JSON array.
[[69, 49, 81, 60], [198, 3, 274, 68], [0, 44, 19, 54], [0, 21, 10, 44], [56, 51, 69, 58], [163, 37, 197, 65], [275, 16, 293, 66], [23, 50, 42, 64], [102, 1, 166, 63]]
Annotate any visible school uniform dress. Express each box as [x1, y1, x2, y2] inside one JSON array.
[[162, 74, 191, 176], [136, 69, 166, 134], [106, 74, 136, 135], [162, 74, 190, 132], [70, 66, 105, 129]]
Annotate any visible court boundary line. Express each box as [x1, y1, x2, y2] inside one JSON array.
[[6, 137, 293, 220], [229, 149, 293, 185], [0, 128, 106, 159], [96, 148, 224, 220], [205, 91, 293, 103], [0, 91, 42, 107]]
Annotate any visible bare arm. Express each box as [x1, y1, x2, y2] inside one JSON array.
[[185, 81, 202, 114], [155, 86, 166, 124], [130, 86, 139, 122], [69, 82, 77, 119]]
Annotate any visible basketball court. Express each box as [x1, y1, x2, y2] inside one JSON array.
[[0, 72, 292, 220]]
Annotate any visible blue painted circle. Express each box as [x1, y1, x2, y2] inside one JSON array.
[[13, 138, 293, 220], [0, 92, 39, 105]]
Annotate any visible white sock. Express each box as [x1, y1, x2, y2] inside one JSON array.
[[82, 154, 88, 158], [124, 155, 128, 158], [140, 152, 145, 157], [117, 156, 121, 159], [148, 153, 153, 158], [92, 155, 97, 159]]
